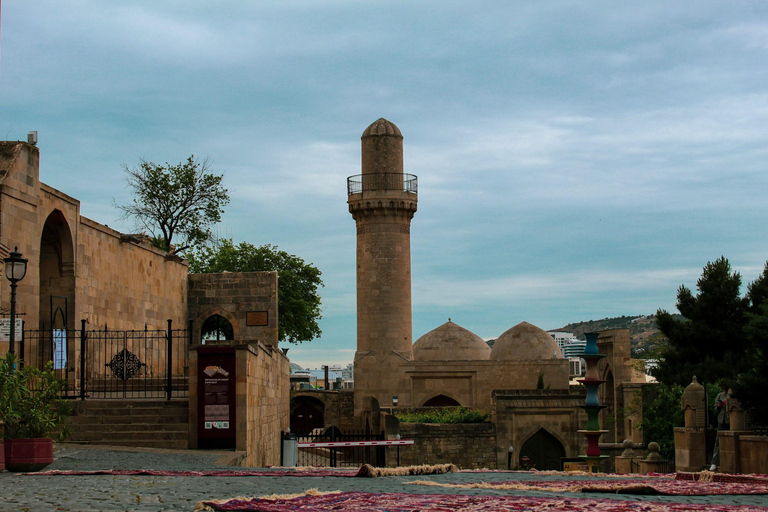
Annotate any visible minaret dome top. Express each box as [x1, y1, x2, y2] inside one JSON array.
[[362, 118, 402, 139]]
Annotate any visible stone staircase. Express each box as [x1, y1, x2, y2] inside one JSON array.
[[67, 400, 190, 449]]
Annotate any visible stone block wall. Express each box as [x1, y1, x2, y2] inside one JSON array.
[[739, 435, 768, 474], [76, 217, 188, 330], [236, 343, 290, 467], [0, 142, 188, 361], [188, 272, 278, 346], [494, 389, 587, 469], [188, 343, 290, 466], [398, 423, 496, 469]]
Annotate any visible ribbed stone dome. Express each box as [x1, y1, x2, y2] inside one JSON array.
[[490, 321, 562, 360], [362, 118, 402, 138], [413, 320, 491, 361]]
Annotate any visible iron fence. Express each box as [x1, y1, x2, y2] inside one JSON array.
[[295, 429, 386, 468], [347, 173, 418, 195], [23, 319, 190, 400], [629, 458, 675, 474]]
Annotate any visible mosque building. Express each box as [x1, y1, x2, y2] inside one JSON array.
[[344, 118, 647, 468]]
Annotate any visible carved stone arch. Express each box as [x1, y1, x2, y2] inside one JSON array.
[[39, 209, 75, 330], [600, 366, 616, 441], [193, 308, 239, 345], [39, 209, 75, 323], [421, 394, 461, 407], [518, 427, 566, 471]]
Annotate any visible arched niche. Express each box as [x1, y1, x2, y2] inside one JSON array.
[[290, 395, 325, 435], [422, 394, 461, 407], [601, 367, 616, 441], [201, 314, 235, 344], [193, 308, 239, 345], [360, 396, 381, 434], [39, 210, 75, 363], [518, 428, 566, 471]]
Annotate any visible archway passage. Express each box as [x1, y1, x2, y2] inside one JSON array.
[[519, 428, 566, 471], [201, 314, 234, 343], [422, 394, 461, 407], [39, 210, 75, 366], [291, 396, 325, 435]]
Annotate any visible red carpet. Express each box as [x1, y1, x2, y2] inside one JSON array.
[[407, 476, 768, 495], [30, 468, 358, 477], [197, 491, 768, 511]]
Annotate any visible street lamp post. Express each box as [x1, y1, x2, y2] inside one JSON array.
[[4, 246, 28, 357]]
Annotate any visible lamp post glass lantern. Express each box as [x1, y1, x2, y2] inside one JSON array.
[[4, 247, 28, 356]]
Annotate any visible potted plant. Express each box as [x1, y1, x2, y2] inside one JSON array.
[[0, 353, 71, 472]]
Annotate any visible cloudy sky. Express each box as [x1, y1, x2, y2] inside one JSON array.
[[2, 2, 768, 369]]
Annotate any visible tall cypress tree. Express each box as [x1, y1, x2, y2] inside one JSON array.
[[654, 257, 749, 387]]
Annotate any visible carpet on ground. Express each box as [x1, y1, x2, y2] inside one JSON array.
[[195, 490, 768, 512], [27, 463, 457, 478], [405, 475, 768, 495]]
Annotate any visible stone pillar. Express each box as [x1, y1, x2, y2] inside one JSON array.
[[639, 441, 665, 473], [718, 393, 749, 474], [349, 119, 418, 416], [615, 438, 641, 474], [674, 376, 707, 472]]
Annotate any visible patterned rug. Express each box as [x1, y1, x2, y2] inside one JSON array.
[[29, 463, 457, 478], [196, 490, 768, 511], [405, 477, 768, 495], [29, 469, 358, 477]]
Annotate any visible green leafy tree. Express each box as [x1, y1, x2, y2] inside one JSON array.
[[638, 383, 684, 459], [654, 257, 749, 387], [187, 239, 323, 344], [116, 156, 229, 253], [733, 263, 768, 423]]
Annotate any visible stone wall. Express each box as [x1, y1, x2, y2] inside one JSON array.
[[76, 217, 188, 330], [355, 357, 571, 423], [0, 141, 188, 360], [237, 343, 290, 467], [494, 389, 588, 470], [188, 272, 278, 347], [718, 431, 768, 475], [188, 343, 290, 466], [398, 423, 496, 469]]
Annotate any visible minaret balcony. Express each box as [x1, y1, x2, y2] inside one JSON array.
[[347, 173, 418, 197]]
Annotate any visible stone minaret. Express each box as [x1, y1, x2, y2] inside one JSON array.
[[348, 119, 417, 412]]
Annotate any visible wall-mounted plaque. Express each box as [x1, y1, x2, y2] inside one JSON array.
[[246, 311, 268, 326]]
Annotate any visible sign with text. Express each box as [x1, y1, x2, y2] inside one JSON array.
[[196, 347, 236, 450], [53, 329, 67, 370], [0, 318, 23, 342]]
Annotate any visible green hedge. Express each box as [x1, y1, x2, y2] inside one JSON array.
[[394, 407, 490, 424]]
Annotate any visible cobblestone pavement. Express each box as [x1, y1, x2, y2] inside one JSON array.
[[1, 444, 768, 511]]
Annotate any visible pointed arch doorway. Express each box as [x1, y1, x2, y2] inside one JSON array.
[[519, 428, 566, 471], [39, 210, 76, 366]]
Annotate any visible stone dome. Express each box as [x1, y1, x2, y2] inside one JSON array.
[[413, 319, 491, 361], [490, 321, 562, 360], [362, 118, 402, 138]]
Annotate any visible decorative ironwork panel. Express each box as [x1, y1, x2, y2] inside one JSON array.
[[106, 348, 146, 381]]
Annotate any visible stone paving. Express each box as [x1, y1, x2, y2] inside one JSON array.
[[2, 444, 768, 511]]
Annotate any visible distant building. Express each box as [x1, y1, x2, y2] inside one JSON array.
[[548, 331, 587, 377]]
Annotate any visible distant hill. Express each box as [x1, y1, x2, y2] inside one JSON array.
[[551, 314, 682, 357]]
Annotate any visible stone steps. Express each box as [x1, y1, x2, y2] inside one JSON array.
[[67, 400, 189, 449]]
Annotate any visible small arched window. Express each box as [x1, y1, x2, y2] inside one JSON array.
[[422, 394, 461, 407], [201, 314, 234, 344]]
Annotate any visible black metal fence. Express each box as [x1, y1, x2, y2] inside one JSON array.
[[629, 458, 675, 474], [347, 173, 418, 195], [23, 319, 190, 400], [295, 429, 386, 468]]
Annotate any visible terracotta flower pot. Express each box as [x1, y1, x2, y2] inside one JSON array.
[[4, 438, 54, 472]]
